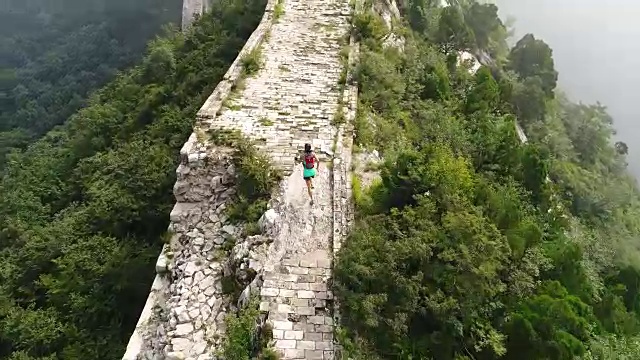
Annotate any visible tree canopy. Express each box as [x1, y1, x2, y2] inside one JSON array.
[[0, 0, 182, 171], [0, 0, 266, 358], [337, 1, 640, 359]]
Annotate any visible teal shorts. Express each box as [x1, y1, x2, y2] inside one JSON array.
[[303, 167, 316, 180]]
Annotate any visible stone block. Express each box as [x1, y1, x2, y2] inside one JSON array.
[[260, 287, 278, 297], [310, 283, 327, 292], [272, 320, 293, 330], [316, 324, 332, 333], [299, 259, 317, 267], [308, 316, 325, 325], [296, 340, 316, 350], [284, 330, 304, 340], [279, 289, 295, 297], [292, 298, 309, 307], [277, 304, 294, 313], [284, 349, 305, 358], [297, 290, 315, 299], [296, 306, 315, 316], [292, 282, 310, 290], [289, 267, 309, 275], [304, 332, 323, 341], [259, 301, 270, 312], [283, 258, 299, 266], [156, 251, 169, 274], [315, 341, 333, 350], [275, 339, 297, 349], [293, 322, 315, 332], [317, 258, 332, 269], [305, 350, 324, 360]]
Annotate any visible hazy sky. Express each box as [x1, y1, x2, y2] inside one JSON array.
[[493, 0, 640, 176]]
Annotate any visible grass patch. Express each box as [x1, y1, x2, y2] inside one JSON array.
[[209, 128, 244, 147], [273, 0, 284, 21], [212, 134, 281, 231], [364, 160, 380, 172], [259, 348, 280, 360], [221, 297, 260, 359], [232, 77, 246, 93], [242, 222, 262, 237], [241, 47, 263, 76], [278, 64, 290, 72], [259, 117, 274, 126], [222, 99, 242, 111], [196, 128, 207, 143], [221, 274, 243, 299], [221, 297, 280, 360], [351, 174, 384, 215], [332, 106, 346, 126], [220, 78, 246, 112], [335, 326, 380, 360], [161, 229, 173, 244]]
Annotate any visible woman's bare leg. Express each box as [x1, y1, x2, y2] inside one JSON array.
[[305, 178, 313, 201]]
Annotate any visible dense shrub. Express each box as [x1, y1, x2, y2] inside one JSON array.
[[336, 2, 640, 359], [0, 0, 266, 358]]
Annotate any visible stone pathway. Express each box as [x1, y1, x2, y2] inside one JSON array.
[[260, 250, 335, 359], [201, 0, 352, 175], [159, 0, 353, 358], [199, 0, 352, 358]]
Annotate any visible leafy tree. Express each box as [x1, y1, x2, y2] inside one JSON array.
[[508, 33, 558, 97], [435, 6, 475, 53], [338, 3, 640, 360], [0, 0, 265, 358], [0, 0, 182, 171], [464, 2, 504, 51], [504, 281, 595, 360]]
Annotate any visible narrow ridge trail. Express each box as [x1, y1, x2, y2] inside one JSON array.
[[199, 0, 353, 358]]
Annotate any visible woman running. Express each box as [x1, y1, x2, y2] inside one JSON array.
[[301, 143, 319, 204]]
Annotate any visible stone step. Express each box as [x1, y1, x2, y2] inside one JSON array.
[[260, 251, 335, 359]]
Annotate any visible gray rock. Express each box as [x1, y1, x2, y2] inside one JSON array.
[[192, 341, 207, 355], [258, 209, 278, 233], [237, 286, 251, 308], [176, 306, 190, 323], [166, 351, 186, 360], [184, 263, 198, 277], [174, 181, 189, 195], [208, 212, 220, 223], [188, 308, 200, 319], [222, 224, 236, 236], [175, 323, 194, 337], [194, 271, 205, 284], [156, 253, 169, 274], [171, 337, 192, 353]]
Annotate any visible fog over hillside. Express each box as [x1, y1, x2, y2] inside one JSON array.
[[494, 0, 640, 177]]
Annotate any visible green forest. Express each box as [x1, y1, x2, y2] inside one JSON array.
[[0, 0, 266, 358], [0, 0, 181, 171], [2, 0, 640, 359], [335, 0, 640, 359]]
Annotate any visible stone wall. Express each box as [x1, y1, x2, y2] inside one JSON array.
[[123, 0, 280, 358], [125, 0, 359, 358], [181, 0, 214, 30]]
